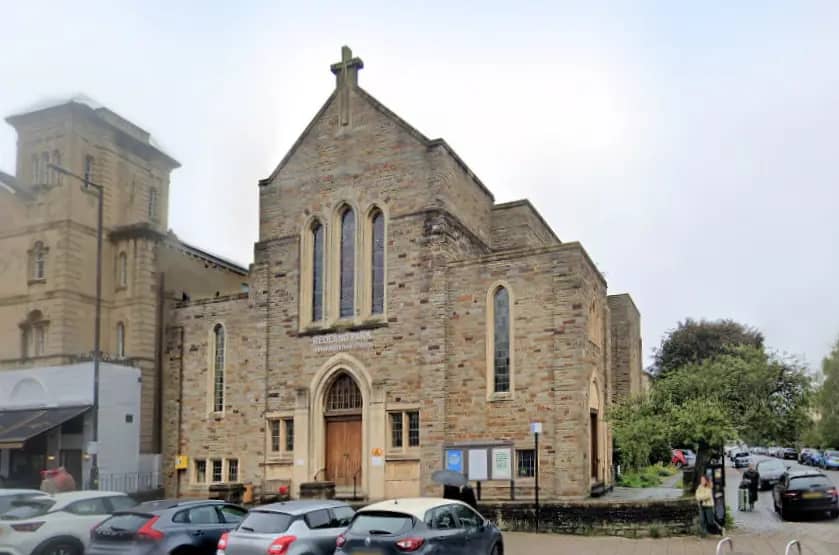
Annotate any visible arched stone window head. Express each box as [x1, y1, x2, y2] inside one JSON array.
[[325, 373, 362, 415]]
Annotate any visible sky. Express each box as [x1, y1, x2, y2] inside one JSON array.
[[2, 1, 838, 371]]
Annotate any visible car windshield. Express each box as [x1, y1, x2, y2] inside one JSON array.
[[735, 452, 749, 458], [825, 451, 839, 457], [238, 511, 293, 533], [1, 498, 55, 520], [789, 476, 832, 489], [350, 512, 414, 535]]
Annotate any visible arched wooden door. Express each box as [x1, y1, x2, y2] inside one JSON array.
[[324, 373, 362, 487]]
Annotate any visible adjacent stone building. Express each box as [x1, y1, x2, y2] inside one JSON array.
[[0, 98, 246, 487], [164, 47, 644, 500]]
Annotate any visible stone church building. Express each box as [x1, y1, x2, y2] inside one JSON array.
[[164, 47, 643, 501]]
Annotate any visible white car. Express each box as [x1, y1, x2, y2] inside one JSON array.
[[0, 490, 52, 516], [0, 490, 136, 555]]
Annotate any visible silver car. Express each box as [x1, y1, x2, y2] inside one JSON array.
[[221, 500, 354, 555]]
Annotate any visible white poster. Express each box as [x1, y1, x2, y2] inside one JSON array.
[[468, 449, 488, 481], [492, 448, 512, 480]]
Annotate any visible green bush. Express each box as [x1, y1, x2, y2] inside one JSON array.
[[617, 464, 677, 488]]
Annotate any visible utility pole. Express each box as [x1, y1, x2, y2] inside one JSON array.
[[50, 163, 103, 490]]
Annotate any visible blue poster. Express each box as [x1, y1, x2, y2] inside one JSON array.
[[445, 449, 464, 473]]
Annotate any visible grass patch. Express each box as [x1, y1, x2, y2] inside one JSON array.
[[617, 463, 679, 488]]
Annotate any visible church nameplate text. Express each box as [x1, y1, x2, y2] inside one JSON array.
[[312, 330, 373, 353]]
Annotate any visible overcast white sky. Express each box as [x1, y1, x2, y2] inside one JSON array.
[[2, 1, 838, 370]]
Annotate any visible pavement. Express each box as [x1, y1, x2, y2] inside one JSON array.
[[503, 456, 839, 554]]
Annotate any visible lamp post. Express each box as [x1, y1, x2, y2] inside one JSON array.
[[50, 163, 103, 490]]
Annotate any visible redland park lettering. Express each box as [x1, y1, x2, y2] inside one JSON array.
[[312, 330, 373, 353]]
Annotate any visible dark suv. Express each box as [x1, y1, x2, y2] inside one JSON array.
[[88, 499, 247, 555], [783, 447, 799, 460]]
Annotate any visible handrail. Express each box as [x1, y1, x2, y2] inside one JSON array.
[[785, 540, 802, 555], [715, 537, 733, 555], [313, 468, 327, 481]]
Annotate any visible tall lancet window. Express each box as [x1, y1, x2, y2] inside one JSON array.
[[371, 210, 385, 314], [212, 324, 225, 413], [493, 287, 511, 393], [339, 208, 355, 318], [312, 222, 325, 321], [116, 322, 125, 358]]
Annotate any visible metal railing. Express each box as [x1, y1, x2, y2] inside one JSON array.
[[85, 472, 161, 493]]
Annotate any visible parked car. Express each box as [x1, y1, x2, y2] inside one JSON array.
[[772, 470, 839, 520], [757, 459, 788, 490], [782, 447, 799, 460], [335, 497, 503, 555], [733, 451, 752, 469], [221, 500, 354, 555], [89, 499, 246, 555], [671, 449, 696, 468], [820, 450, 839, 470], [0, 490, 136, 555], [799, 448, 815, 465], [0, 489, 52, 516]]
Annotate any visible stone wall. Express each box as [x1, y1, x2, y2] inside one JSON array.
[[607, 294, 642, 401], [478, 498, 697, 537], [490, 200, 560, 251]]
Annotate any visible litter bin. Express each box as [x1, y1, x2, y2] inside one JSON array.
[[208, 483, 245, 504]]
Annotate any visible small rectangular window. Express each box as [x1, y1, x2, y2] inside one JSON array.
[[284, 419, 294, 453], [211, 459, 223, 482], [195, 459, 207, 483], [227, 459, 239, 482], [517, 449, 535, 478], [390, 412, 403, 448], [408, 411, 420, 447], [270, 420, 281, 452]]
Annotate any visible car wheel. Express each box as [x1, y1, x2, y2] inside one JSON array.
[[38, 540, 82, 555], [830, 510, 839, 520]]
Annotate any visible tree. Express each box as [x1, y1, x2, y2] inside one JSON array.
[[816, 338, 839, 447], [652, 318, 764, 377], [611, 346, 812, 490]]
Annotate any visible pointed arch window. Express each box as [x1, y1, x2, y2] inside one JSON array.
[[312, 221, 325, 321], [370, 210, 385, 315], [118, 252, 128, 288], [339, 208, 356, 318], [493, 287, 511, 393], [325, 373, 362, 414], [32, 241, 46, 281], [116, 322, 125, 358], [212, 324, 225, 413]]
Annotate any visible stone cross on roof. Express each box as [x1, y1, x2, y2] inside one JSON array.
[[331, 46, 364, 126]]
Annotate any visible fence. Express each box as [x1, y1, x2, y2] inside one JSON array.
[[85, 471, 162, 494]]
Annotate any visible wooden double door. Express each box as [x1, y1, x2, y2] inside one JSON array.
[[325, 416, 362, 487]]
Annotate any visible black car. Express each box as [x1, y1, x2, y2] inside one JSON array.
[[772, 471, 839, 520], [88, 499, 247, 555], [336, 498, 503, 555]]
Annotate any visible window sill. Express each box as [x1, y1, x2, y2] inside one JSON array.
[[488, 391, 514, 402], [27, 278, 46, 286], [115, 285, 127, 292], [385, 451, 421, 462], [299, 319, 388, 336], [262, 456, 294, 466]]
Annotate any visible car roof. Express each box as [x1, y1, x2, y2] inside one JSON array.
[[49, 490, 126, 508], [359, 498, 472, 520], [254, 499, 349, 515], [0, 489, 48, 497], [131, 498, 225, 513], [787, 470, 827, 479]]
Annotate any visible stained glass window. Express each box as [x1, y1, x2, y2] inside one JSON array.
[[213, 324, 225, 412], [339, 208, 355, 318], [326, 373, 362, 412], [312, 222, 324, 321], [371, 211, 385, 314], [493, 287, 510, 393]]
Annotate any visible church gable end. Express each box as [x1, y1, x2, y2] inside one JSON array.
[[258, 47, 494, 248]]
